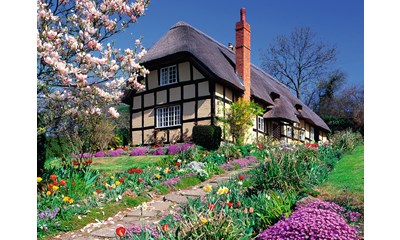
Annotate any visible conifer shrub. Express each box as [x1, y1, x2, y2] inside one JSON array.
[[192, 125, 222, 150]]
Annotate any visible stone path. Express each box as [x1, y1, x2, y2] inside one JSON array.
[[55, 165, 256, 240]]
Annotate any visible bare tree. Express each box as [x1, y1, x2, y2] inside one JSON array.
[[261, 27, 337, 106]]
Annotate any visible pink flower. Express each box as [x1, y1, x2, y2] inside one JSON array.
[[47, 30, 57, 39], [108, 107, 119, 118]]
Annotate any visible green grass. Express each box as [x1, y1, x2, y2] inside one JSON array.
[[318, 145, 364, 206], [45, 155, 164, 173], [40, 195, 149, 239], [175, 176, 202, 189]]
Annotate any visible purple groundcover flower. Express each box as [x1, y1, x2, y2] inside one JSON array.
[[220, 156, 257, 171], [108, 150, 121, 157], [130, 147, 148, 156], [162, 176, 181, 186], [37, 207, 60, 220], [94, 151, 106, 158], [168, 144, 181, 155], [220, 163, 236, 171], [181, 143, 193, 151], [126, 224, 160, 238], [257, 201, 360, 240], [72, 153, 94, 158], [152, 148, 165, 155]]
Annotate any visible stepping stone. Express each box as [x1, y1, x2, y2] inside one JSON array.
[[151, 201, 173, 211], [122, 217, 155, 225], [127, 209, 160, 218], [179, 189, 206, 197], [91, 224, 123, 238], [164, 193, 188, 204]]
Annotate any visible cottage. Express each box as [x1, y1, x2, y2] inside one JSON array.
[[122, 8, 330, 145]]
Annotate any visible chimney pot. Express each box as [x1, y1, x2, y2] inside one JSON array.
[[240, 8, 246, 22]]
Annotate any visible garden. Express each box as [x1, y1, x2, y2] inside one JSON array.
[[37, 130, 364, 239]]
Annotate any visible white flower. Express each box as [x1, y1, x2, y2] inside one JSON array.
[[238, 181, 243, 186]]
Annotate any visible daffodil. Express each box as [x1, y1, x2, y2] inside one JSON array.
[[204, 185, 212, 192], [46, 191, 52, 196], [217, 187, 224, 195], [265, 194, 271, 200], [200, 217, 208, 224], [155, 174, 161, 179], [222, 187, 229, 194], [68, 198, 74, 204], [37, 177, 43, 183], [115, 181, 121, 186], [63, 196, 70, 202]]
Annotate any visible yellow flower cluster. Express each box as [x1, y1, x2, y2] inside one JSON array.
[[204, 185, 212, 192], [63, 196, 74, 204], [217, 186, 229, 195]]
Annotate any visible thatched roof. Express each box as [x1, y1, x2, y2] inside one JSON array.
[[139, 22, 330, 132]]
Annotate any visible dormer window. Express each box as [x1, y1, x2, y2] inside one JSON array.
[[160, 65, 177, 86]]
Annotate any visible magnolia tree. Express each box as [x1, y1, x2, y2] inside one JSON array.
[[37, 0, 150, 173]]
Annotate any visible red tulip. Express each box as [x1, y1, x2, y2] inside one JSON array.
[[238, 175, 245, 181], [72, 182, 76, 186], [176, 162, 181, 167], [119, 177, 124, 183], [50, 174, 57, 181], [59, 180, 66, 186], [138, 178, 143, 183], [208, 203, 216, 210], [96, 189, 102, 193], [162, 224, 169, 232], [227, 202, 234, 208], [72, 161, 79, 166], [87, 159, 93, 164], [115, 226, 126, 237], [236, 201, 241, 207]]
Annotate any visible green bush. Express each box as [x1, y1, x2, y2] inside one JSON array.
[[192, 125, 222, 150], [330, 130, 363, 152]]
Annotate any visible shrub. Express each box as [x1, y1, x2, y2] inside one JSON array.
[[192, 125, 222, 150], [167, 144, 181, 155], [256, 201, 359, 240], [130, 147, 148, 156], [330, 130, 363, 152]]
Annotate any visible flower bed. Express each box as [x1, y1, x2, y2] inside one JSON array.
[[256, 201, 359, 240]]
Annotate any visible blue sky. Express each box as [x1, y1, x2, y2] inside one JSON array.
[[116, 0, 364, 88]]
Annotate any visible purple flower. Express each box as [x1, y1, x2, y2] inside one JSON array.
[[94, 151, 106, 158], [152, 148, 164, 155], [108, 150, 121, 157], [162, 176, 181, 186], [130, 147, 148, 156], [37, 207, 60, 220], [220, 163, 236, 171], [72, 153, 94, 158], [256, 201, 360, 240], [126, 224, 160, 238], [168, 144, 181, 155], [181, 143, 193, 151]]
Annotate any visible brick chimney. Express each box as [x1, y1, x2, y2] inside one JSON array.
[[235, 8, 251, 101]]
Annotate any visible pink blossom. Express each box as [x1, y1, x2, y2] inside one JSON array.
[[108, 107, 120, 118], [47, 30, 57, 39]]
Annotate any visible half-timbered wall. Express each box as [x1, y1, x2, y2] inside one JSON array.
[[131, 61, 212, 145]]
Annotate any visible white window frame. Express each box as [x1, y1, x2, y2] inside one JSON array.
[[257, 116, 264, 132], [156, 105, 181, 128], [300, 129, 305, 141], [286, 126, 292, 138], [160, 65, 177, 86], [310, 126, 314, 140]]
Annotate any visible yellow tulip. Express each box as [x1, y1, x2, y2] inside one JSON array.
[[115, 181, 121, 186], [37, 177, 43, 183], [46, 191, 51, 196], [155, 174, 161, 179], [63, 196, 70, 202], [52, 186, 59, 191], [200, 218, 208, 224], [204, 185, 212, 192]]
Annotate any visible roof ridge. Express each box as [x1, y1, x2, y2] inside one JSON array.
[[171, 21, 235, 54]]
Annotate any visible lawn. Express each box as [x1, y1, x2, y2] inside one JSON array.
[[317, 145, 364, 206], [45, 155, 164, 173]]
